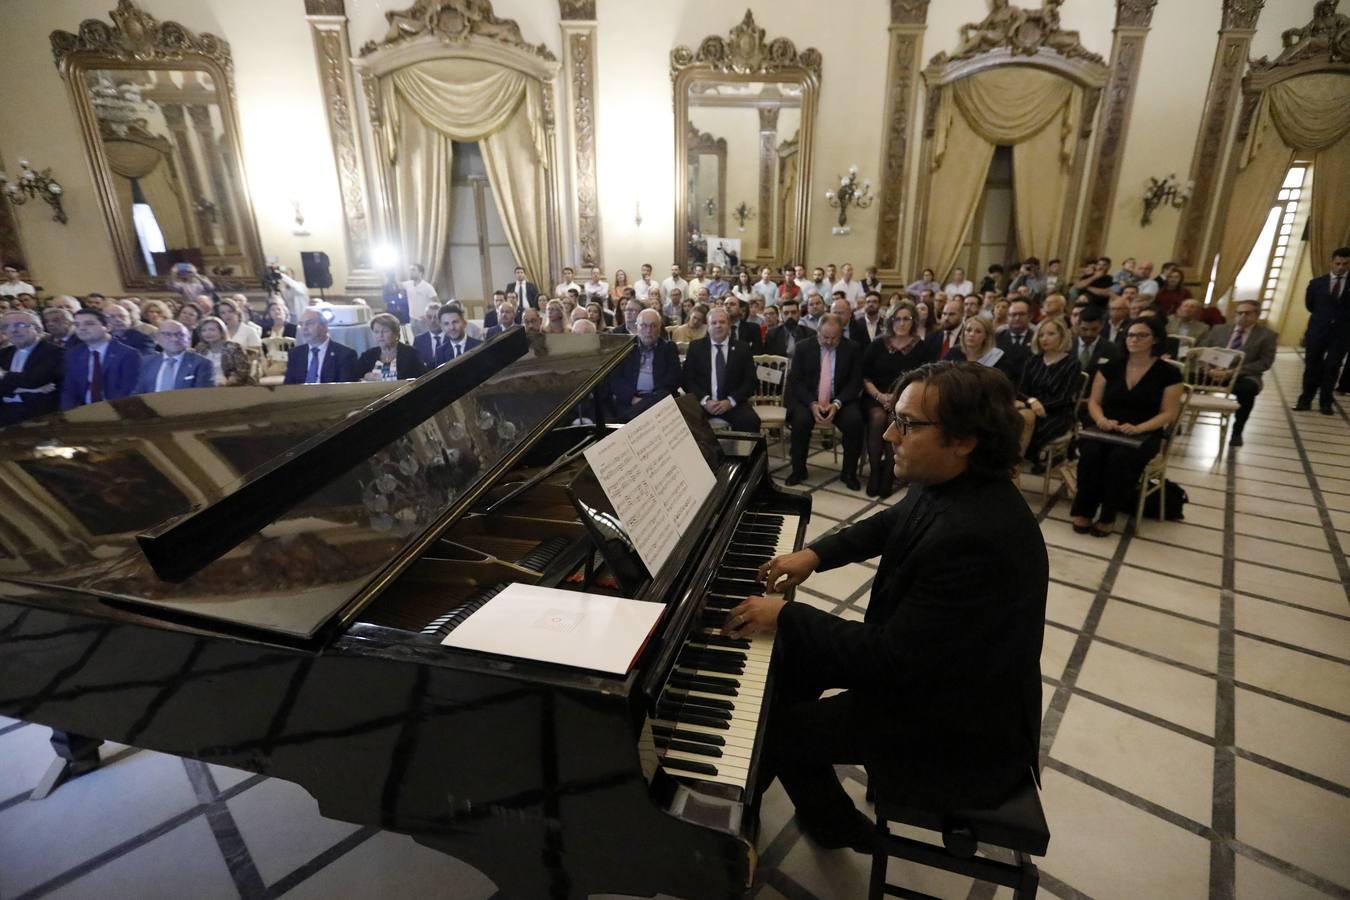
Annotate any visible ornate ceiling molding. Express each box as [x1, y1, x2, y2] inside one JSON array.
[[50, 0, 233, 87], [930, 0, 1105, 67], [558, 0, 596, 20], [671, 10, 822, 79], [1115, 0, 1158, 30], [359, 0, 555, 61], [1223, 0, 1265, 32], [1250, 0, 1348, 71], [687, 123, 728, 157], [891, 0, 931, 27], [304, 0, 346, 15]]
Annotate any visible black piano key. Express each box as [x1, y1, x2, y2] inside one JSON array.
[[515, 535, 573, 573], [664, 690, 735, 711], [665, 711, 730, 730], [684, 646, 748, 664], [658, 700, 732, 722], [420, 583, 509, 638], [678, 656, 743, 675], [652, 724, 725, 747], [669, 675, 737, 697], [712, 578, 761, 593], [694, 633, 752, 650], [661, 757, 719, 777], [667, 740, 722, 758], [674, 670, 740, 689]]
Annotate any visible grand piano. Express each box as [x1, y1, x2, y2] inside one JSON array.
[[0, 328, 810, 899]]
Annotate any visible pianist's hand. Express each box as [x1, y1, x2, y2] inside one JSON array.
[[758, 548, 820, 593], [724, 595, 786, 639]]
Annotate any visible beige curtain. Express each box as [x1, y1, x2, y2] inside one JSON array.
[[1214, 72, 1350, 300], [381, 58, 550, 288], [925, 67, 1080, 282], [104, 139, 191, 250]]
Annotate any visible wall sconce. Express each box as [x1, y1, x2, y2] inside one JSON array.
[[732, 202, 755, 232], [1141, 173, 1193, 227], [634, 200, 642, 228], [824, 165, 872, 235], [703, 197, 717, 220], [0, 160, 68, 224]]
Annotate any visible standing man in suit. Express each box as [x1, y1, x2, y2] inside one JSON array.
[[785, 314, 865, 489], [60, 308, 142, 409], [433, 304, 482, 365], [412, 302, 443, 367], [1205, 299, 1277, 446], [723, 361, 1046, 850], [505, 266, 540, 313], [681, 307, 761, 433], [1, 310, 63, 425], [1294, 247, 1350, 414], [135, 320, 215, 394], [284, 309, 359, 384], [608, 309, 681, 422], [764, 300, 812, 358]]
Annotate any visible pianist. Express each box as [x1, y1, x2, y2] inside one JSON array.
[[725, 361, 1047, 851]]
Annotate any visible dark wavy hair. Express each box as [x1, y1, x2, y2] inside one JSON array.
[[893, 360, 1023, 480], [1125, 315, 1169, 356]]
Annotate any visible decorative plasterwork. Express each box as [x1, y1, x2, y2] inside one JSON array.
[[51, 0, 234, 93], [671, 10, 822, 79], [688, 124, 729, 157], [757, 107, 779, 255], [0, 150, 27, 276], [1223, 0, 1266, 32], [558, 0, 596, 20], [566, 28, 602, 267], [304, 0, 346, 15], [891, 0, 930, 27], [1250, 0, 1348, 71], [874, 2, 929, 273], [360, 0, 556, 61], [1115, 0, 1157, 29], [930, 0, 1105, 67]]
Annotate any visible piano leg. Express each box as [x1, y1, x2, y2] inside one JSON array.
[[30, 730, 104, 800]]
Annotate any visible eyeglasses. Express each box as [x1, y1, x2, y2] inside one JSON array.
[[1125, 331, 1154, 340], [888, 414, 937, 436], [894, 316, 914, 323], [1, 322, 36, 331]]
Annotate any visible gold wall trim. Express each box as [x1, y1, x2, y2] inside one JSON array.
[[874, 0, 930, 279], [562, 23, 602, 268]]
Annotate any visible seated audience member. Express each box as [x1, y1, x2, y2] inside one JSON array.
[[543, 299, 568, 334], [218, 298, 262, 354], [608, 309, 680, 421], [481, 291, 506, 330], [731, 270, 755, 304], [583, 266, 609, 303], [785, 314, 864, 489], [1010, 258, 1047, 299], [412, 301, 444, 367], [1112, 257, 1138, 289], [748, 297, 766, 327], [120, 298, 156, 339], [944, 267, 974, 297], [1154, 267, 1192, 317], [962, 294, 982, 320], [434, 305, 482, 364], [727, 359, 1044, 850], [1202, 299, 1276, 446], [913, 299, 935, 338], [800, 292, 826, 331], [176, 302, 203, 343], [358, 312, 427, 382], [924, 298, 964, 360], [1073, 304, 1121, 385], [263, 299, 297, 339], [609, 269, 630, 304], [1071, 257, 1115, 307], [829, 294, 854, 324], [662, 287, 685, 322], [764, 299, 811, 357], [991, 298, 1011, 330], [753, 266, 780, 307], [1, 310, 63, 425], [861, 302, 932, 496], [1041, 293, 1067, 322], [140, 299, 173, 331], [850, 291, 885, 345], [586, 300, 611, 330], [761, 303, 779, 338], [833, 263, 865, 306], [48, 295, 83, 316], [681, 307, 761, 434], [726, 296, 763, 350], [198, 316, 254, 386], [484, 300, 517, 339], [521, 307, 544, 335], [668, 303, 708, 343], [570, 305, 590, 328], [1072, 316, 1184, 536], [136, 320, 214, 394], [103, 302, 155, 355], [612, 297, 643, 335], [633, 263, 659, 303], [677, 296, 697, 324], [1105, 293, 1130, 344], [1167, 298, 1210, 342], [571, 319, 597, 334], [1014, 317, 1081, 461], [42, 308, 78, 348], [944, 315, 1023, 384], [284, 309, 358, 385], [60, 308, 141, 409], [997, 299, 1037, 369]]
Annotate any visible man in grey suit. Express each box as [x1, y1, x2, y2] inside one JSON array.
[[135, 320, 216, 394], [1203, 299, 1277, 447]]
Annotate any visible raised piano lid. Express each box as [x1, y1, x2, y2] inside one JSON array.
[[0, 329, 634, 639]]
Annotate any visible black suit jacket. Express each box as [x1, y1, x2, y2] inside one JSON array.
[[763, 323, 812, 358], [283, 340, 360, 384], [608, 338, 681, 408], [782, 470, 1048, 810], [848, 315, 884, 346], [503, 281, 541, 309], [1305, 272, 1350, 340], [356, 343, 427, 380], [733, 320, 762, 351], [681, 336, 756, 405], [996, 329, 1034, 375], [0, 340, 63, 425], [1074, 335, 1120, 382], [923, 328, 960, 361], [785, 335, 863, 412]]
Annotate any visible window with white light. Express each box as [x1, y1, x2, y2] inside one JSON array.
[[1231, 163, 1311, 319]]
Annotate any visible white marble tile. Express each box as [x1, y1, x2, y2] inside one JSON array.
[[46, 817, 238, 900], [1110, 565, 1221, 624], [227, 776, 362, 887], [1046, 545, 1109, 590], [1235, 687, 1350, 790], [1041, 625, 1079, 682], [1235, 853, 1334, 900], [1236, 758, 1350, 890], [806, 562, 874, 603], [1235, 635, 1350, 717], [1046, 581, 1095, 631], [1096, 600, 1218, 673], [1233, 562, 1348, 615], [1122, 541, 1223, 587], [1235, 594, 1350, 661], [1233, 513, 1329, 547], [1076, 642, 1216, 736], [808, 488, 875, 521], [1233, 535, 1338, 578], [0, 723, 55, 801]]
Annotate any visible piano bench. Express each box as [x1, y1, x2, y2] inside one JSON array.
[[867, 771, 1049, 900]]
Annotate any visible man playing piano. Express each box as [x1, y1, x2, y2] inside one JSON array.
[[725, 361, 1048, 851]]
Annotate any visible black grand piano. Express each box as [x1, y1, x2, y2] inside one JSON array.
[[0, 328, 810, 899]]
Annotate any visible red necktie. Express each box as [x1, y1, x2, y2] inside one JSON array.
[[941, 331, 951, 356], [90, 349, 104, 402]]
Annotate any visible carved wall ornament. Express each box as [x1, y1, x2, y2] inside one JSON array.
[[874, 29, 923, 271], [558, 0, 596, 20], [670, 10, 822, 79], [1115, 0, 1158, 30], [312, 21, 372, 270], [891, 0, 931, 26], [360, 0, 556, 61], [1223, 0, 1266, 32], [930, 0, 1105, 67], [688, 124, 729, 156], [51, 0, 234, 91], [1250, 0, 1349, 70], [303, 0, 346, 15], [568, 29, 601, 267]]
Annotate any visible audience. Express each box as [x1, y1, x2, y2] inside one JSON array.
[[484, 300, 517, 339], [669, 303, 708, 343], [42, 308, 77, 348], [166, 263, 213, 307], [1153, 266, 1192, 318], [219, 297, 262, 354], [1294, 246, 1350, 415], [860, 302, 931, 497], [784, 314, 864, 489], [412, 301, 444, 366], [136, 320, 214, 394], [0, 264, 35, 298], [61, 308, 141, 409], [1014, 318, 1081, 462], [264, 299, 296, 339], [944, 314, 1023, 385], [198, 316, 254, 386], [1206, 299, 1276, 445], [612, 297, 642, 335], [521, 307, 544, 335], [284, 309, 356, 385], [435, 305, 481, 364], [1073, 305, 1121, 385], [357, 313, 426, 382], [1167, 298, 1210, 342], [609, 309, 680, 421], [1, 309, 62, 424], [681, 307, 761, 433], [104, 302, 155, 355], [726, 296, 763, 350], [925, 299, 964, 359]]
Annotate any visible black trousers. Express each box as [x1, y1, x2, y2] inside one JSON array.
[[1070, 433, 1162, 524], [1300, 328, 1349, 408], [1231, 375, 1261, 434], [616, 392, 665, 422], [788, 402, 863, 475]]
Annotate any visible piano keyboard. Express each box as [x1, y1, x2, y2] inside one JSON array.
[[653, 511, 800, 793]]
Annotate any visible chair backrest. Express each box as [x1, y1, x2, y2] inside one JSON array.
[[1172, 334, 1196, 358], [1182, 347, 1243, 393], [261, 336, 295, 377], [1159, 384, 1193, 458], [751, 354, 790, 404]]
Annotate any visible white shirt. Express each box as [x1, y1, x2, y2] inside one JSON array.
[[833, 280, 865, 305], [228, 321, 262, 352], [861, 314, 883, 342], [0, 280, 35, 297], [280, 273, 310, 321], [945, 280, 974, 296], [513, 280, 532, 308], [634, 278, 658, 302], [7, 343, 33, 373], [660, 276, 689, 305], [583, 280, 608, 301], [305, 339, 331, 384], [706, 338, 737, 407], [555, 280, 581, 299], [753, 280, 780, 306], [1136, 279, 1159, 298], [401, 279, 439, 321]]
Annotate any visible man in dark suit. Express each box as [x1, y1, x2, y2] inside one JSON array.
[[504, 266, 541, 313], [764, 299, 812, 358], [1, 310, 63, 425], [681, 307, 761, 433], [481, 291, 508, 329], [1294, 247, 1350, 414], [284, 309, 360, 384], [610, 297, 643, 336], [433, 304, 482, 365], [848, 291, 885, 346], [923, 298, 965, 361], [785, 314, 865, 489], [1072, 304, 1120, 382], [723, 361, 1046, 850], [135, 320, 215, 394], [483, 299, 517, 339], [1205, 299, 1278, 446], [104, 302, 156, 355], [412, 301, 443, 367], [60, 308, 142, 409], [723, 296, 763, 351], [996, 298, 1036, 372], [608, 309, 681, 422]]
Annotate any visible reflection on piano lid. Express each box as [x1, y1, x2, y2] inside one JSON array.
[[0, 330, 633, 639]]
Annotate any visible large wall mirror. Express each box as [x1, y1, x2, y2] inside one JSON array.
[[672, 11, 819, 272], [51, 1, 265, 290]]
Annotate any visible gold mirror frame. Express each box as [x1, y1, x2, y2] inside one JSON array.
[[687, 124, 728, 238], [50, 0, 265, 292], [671, 10, 820, 271]]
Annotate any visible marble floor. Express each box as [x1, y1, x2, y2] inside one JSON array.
[[1, 350, 1347, 900]]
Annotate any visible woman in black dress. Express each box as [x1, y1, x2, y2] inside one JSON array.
[[1071, 316, 1184, 536], [861, 301, 932, 497], [1015, 317, 1083, 463]]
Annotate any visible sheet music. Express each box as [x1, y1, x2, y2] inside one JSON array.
[[583, 395, 717, 576]]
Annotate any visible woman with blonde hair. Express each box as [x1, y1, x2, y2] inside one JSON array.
[[943, 314, 1023, 383], [1014, 316, 1082, 461], [195, 316, 254, 386], [217, 297, 262, 353], [668, 303, 708, 343], [610, 269, 630, 304]]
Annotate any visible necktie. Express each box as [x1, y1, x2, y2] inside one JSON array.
[[159, 356, 180, 392], [432, 335, 441, 359], [1079, 340, 1092, 369], [90, 349, 104, 402], [453, 342, 462, 359], [714, 343, 727, 401], [1334, 275, 1344, 300], [307, 346, 321, 383], [941, 331, 951, 356], [817, 349, 833, 406], [1229, 327, 1244, 350]]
